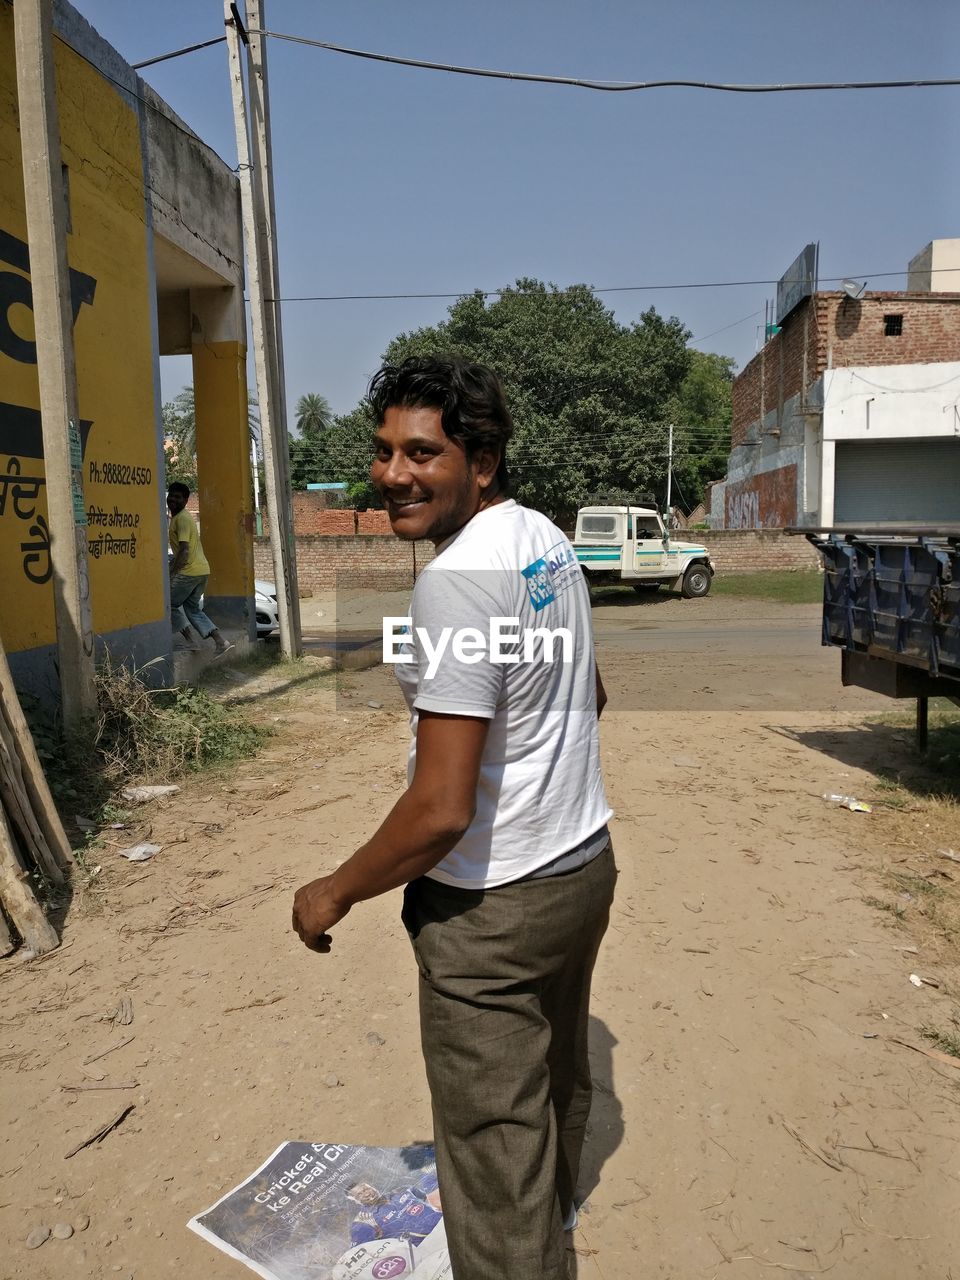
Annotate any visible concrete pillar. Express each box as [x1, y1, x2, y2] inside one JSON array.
[[820, 439, 836, 527], [190, 286, 254, 636]]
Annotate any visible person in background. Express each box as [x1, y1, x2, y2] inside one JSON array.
[[166, 481, 233, 656]]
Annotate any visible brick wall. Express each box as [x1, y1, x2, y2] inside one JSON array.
[[311, 510, 357, 535], [255, 529, 818, 590], [698, 530, 820, 572], [357, 510, 393, 534], [261, 499, 394, 535], [291, 490, 336, 532], [733, 292, 960, 445], [731, 305, 812, 445], [255, 534, 435, 592], [823, 292, 960, 367]]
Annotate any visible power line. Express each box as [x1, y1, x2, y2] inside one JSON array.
[[252, 28, 960, 96], [288, 429, 733, 461], [264, 267, 960, 304], [52, 32, 218, 154], [131, 23, 960, 96], [132, 35, 226, 71], [291, 421, 729, 442], [691, 309, 763, 343]]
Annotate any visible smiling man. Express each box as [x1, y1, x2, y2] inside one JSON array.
[[293, 356, 614, 1280]]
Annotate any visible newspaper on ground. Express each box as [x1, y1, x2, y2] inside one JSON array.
[[188, 1142, 451, 1280]]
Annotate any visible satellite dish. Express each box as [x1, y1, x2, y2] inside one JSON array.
[[840, 278, 866, 300]]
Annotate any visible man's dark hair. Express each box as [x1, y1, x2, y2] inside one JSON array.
[[167, 481, 191, 499], [367, 355, 513, 490]]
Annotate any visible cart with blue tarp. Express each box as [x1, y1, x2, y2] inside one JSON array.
[[788, 526, 960, 751]]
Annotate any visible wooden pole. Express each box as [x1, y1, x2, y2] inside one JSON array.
[[0, 908, 14, 959], [0, 638, 73, 875], [224, 2, 301, 657], [0, 715, 64, 886], [0, 804, 59, 955], [13, 0, 97, 731]]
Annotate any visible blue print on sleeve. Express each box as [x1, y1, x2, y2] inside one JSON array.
[[522, 558, 555, 613], [522, 543, 580, 612]]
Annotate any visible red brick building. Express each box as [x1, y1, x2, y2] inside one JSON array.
[[710, 243, 960, 529]]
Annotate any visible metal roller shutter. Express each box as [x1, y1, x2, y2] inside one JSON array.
[[834, 439, 960, 523]]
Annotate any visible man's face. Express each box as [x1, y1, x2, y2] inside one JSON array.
[[167, 489, 186, 516], [371, 405, 496, 545], [349, 1184, 381, 1206]]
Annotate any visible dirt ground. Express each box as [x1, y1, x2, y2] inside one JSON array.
[[2, 593, 959, 1280]]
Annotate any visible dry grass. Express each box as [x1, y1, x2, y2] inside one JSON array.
[[93, 659, 267, 786], [25, 659, 269, 830], [858, 777, 960, 1015], [854, 702, 960, 1000]]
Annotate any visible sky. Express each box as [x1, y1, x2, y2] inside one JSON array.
[[74, 0, 960, 422]]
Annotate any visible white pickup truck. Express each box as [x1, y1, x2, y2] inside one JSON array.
[[572, 504, 715, 597]]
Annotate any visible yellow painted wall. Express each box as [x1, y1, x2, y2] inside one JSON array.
[[193, 339, 254, 599], [0, 7, 163, 655]]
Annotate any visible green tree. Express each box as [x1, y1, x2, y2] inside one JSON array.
[[288, 280, 732, 524], [162, 386, 197, 491], [667, 351, 734, 512], [294, 405, 381, 505], [163, 384, 264, 493], [294, 392, 333, 435], [288, 392, 337, 488], [364, 279, 693, 524]]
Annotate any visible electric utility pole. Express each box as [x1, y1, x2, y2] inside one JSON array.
[[14, 0, 97, 730], [665, 423, 674, 528], [245, 0, 300, 645], [224, 1, 301, 657]]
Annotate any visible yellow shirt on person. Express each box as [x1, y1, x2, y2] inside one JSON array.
[[168, 509, 210, 577]]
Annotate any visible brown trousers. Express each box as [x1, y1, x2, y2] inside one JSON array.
[[402, 843, 616, 1280]]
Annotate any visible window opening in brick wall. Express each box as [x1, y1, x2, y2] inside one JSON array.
[[883, 313, 903, 337]]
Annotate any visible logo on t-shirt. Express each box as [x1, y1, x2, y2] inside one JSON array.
[[522, 542, 579, 613], [522, 558, 555, 612]]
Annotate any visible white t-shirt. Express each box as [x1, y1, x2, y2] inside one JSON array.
[[393, 499, 612, 889]]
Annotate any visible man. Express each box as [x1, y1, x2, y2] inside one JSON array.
[[166, 482, 233, 655], [293, 356, 614, 1280], [346, 1175, 443, 1246]]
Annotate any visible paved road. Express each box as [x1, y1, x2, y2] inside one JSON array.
[[591, 596, 887, 715], [294, 587, 890, 715]]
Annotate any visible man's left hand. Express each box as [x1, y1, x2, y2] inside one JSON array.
[[292, 876, 349, 953]]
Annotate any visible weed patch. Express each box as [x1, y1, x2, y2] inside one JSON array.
[[712, 571, 823, 604], [95, 664, 267, 783], [919, 1023, 960, 1060], [889, 871, 946, 899], [868, 701, 960, 802], [23, 661, 269, 824], [863, 895, 907, 921]]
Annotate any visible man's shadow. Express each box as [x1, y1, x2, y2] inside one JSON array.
[[567, 1016, 624, 1277]]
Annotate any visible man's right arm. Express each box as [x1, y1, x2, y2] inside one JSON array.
[[169, 542, 189, 575], [291, 710, 490, 952], [168, 514, 189, 575]]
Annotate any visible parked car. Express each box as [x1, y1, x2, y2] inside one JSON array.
[[573, 504, 714, 598], [255, 579, 279, 637]]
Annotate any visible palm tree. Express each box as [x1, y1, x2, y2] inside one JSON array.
[[295, 392, 333, 436]]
